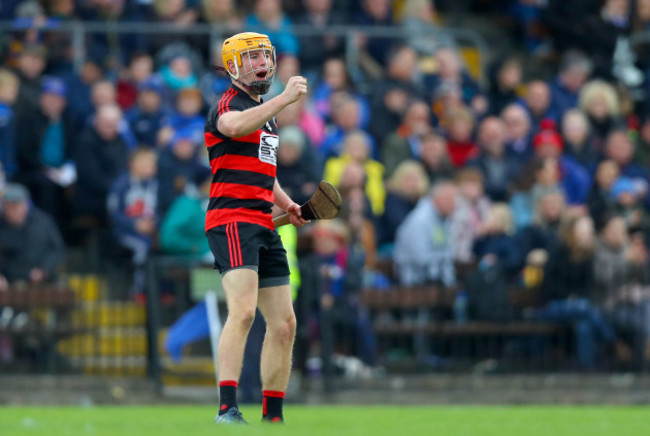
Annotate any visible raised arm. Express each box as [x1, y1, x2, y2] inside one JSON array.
[[218, 76, 307, 138]]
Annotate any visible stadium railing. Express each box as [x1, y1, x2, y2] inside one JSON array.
[[0, 21, 489, 84]]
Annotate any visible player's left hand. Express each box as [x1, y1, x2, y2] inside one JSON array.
[[287, 202, 310, 227]]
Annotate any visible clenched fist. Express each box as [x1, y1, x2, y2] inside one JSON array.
[[282, 76, 308, 105]]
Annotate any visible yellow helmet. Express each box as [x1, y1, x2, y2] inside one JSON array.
[[222, 32, 276, 94]]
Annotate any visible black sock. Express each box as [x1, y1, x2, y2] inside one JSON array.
[[262, 390, 285, 421], [219, 381, 238, 415]]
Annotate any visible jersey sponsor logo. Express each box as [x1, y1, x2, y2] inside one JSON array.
[[258, 132, 278, 166]]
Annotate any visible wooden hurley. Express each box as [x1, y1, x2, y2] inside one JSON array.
[[273, 180, 343, 228]]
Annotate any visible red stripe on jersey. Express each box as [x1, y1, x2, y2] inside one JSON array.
[[219, 89, 236, 116], [206, 208, 274, 231], [232, 222, 243, 266], [204, 131, 223, 147], [205, 130, 263, 148], [210, 155, 276, 177], [217, 88, 235, 116], [210, 182, 274, 203]]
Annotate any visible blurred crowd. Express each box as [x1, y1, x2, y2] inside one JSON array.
[[1, 0, 650, 371]]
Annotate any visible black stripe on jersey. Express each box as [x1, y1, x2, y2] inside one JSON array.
[[208, 197, 273, 212], [208, 142, 260, 160], [213, 169, 275, 188]]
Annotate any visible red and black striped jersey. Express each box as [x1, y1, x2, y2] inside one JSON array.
[[204, 85, 279, 231]]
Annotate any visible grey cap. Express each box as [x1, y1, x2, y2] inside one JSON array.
[[3, 183, 30, 203], [279, 126, 306, 150]]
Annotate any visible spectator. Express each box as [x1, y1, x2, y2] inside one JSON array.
[[275, 89, 326, 149], [561, 109, 597, 168], [594, 215, 650, 369], [107, 148, 159, 297], [379, 160, 429, 246], [0, 183, 65, 284], [313, 58, 369, 124], [199, 0, 241, 29], [578, 79, 623, 152], [394, 181, 458, 287], [471, 203, 521, 278], [418, 131, 455, 184], [368, 46, 421, 143], [305, 219, 376, 367], [587, 160, 621, 230], [63, 58, 103, 130], [14, 77, 77, 229], [158, 53, 200, 100], [443, 105, 478, 168], [608, 177, 650, 240], [276, 126, 319, 205], [158, 87, 204, 147], [160, 167, 213, 260], [126, 77, 167, 148], [0, 69, 19, 179], [320, 94, 366, 159], [488, 56, 523, 116], [451, 168, 491, 263], [244, 0, 300, 56], [88, 79, 138, 149], [324, 130, 385, 216], [400, 0, 452, 57], [295, 0, 345, 78], [157, 129, 208, 214], [467, 117, 520, 202], [601, 129, 648, 184], [501, 103, 533, 163], [533, 213, 622, 369], [144, 0, 199, 55], [582, 0, 632, 81], [380, 100, 432, 177], [548, 50, 593, 120], [510, 157, 562, 229], [12, 44, 47, 141], [116, 52, 156, 111], [73, 104, 129, 224], [542, 0, 598, 52], [515, 189, 565, 262], [425, 47, 487, 116], [14, 44, 47, 121], [532, 121, 592, 205], [520, 80, 555, 127], [633, 114, 650, 167], [353, 0, 394, 71]]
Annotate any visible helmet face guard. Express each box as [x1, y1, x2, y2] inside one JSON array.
[[235, 47, 276, 95], [222, 33, 276, 95]]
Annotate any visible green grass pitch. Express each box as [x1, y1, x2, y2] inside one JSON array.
[[1, 406, 649, 436]]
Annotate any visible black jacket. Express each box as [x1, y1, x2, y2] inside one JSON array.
[[0, 207, 65, 283], [73, 127, 128, 220]]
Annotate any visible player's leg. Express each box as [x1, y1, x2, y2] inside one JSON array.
[[258, 282, 296, 422], [215, 267, 259, 423], [207, 224, 260, 423]]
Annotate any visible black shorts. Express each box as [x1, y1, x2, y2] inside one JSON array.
[[206, 222, 290, 288]]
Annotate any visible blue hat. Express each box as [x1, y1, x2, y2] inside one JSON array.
[[138, 76, 165, 93], [610, 177, 638, 200], [41, 77, 66, 97], [171, 128, 197, 146]]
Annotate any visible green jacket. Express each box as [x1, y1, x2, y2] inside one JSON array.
[[160, 194, 210, 256]]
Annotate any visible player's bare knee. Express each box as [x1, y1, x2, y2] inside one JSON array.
[[270, 315, 296, 343], [230, 308, 256, 330]]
